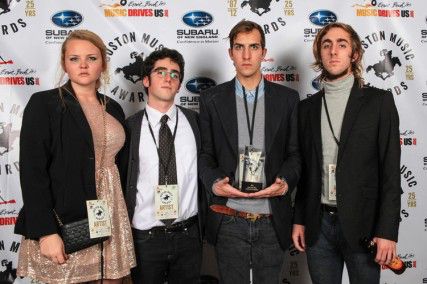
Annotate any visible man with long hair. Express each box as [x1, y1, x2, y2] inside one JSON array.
[[292, 22, 401, 283]]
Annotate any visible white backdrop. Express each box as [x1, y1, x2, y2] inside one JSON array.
[[1, 0, 426, 283]]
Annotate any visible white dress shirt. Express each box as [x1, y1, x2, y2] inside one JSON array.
[[132, 104, 198, 230]]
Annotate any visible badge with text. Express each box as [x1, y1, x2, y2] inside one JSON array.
[[86, 199, 112, 238], [155, 184, 179, 220], [241, 145, 264, 193], [328, 164, 337, 201]]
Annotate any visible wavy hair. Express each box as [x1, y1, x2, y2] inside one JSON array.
[[312, 22, 364, 87]]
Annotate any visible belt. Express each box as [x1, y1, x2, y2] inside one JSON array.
[[210, 204, 271, 222], [132, 215, 198, 235], [322, 204, 338, 214]]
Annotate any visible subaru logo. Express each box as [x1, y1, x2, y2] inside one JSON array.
[[309, 10, 337, 26], [311, 77, 321, 91], [185, 77, 216, 94], [51, 10, 83, 28], [182, 11, 213, 28]]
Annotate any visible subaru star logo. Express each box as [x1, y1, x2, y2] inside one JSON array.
[[51, 10, 83, 28], [185, 77, 216, 94], [309, 10, 337, 26], [182, 11, 213, 28], [311, 77, 321, 91]]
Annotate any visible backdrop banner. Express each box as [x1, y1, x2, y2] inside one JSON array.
[[1, 1, 425, 283]]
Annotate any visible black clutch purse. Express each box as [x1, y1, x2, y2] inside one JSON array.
[[54, 211, 109, 254], [60, 218, 109, 254]]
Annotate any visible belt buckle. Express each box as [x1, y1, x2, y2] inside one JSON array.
[[246, 213, 261, 222]]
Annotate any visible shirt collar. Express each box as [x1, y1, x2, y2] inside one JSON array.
[[145, 103, 177, 127], [235, 77, 265, 102]]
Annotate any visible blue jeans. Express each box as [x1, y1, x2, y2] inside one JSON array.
[[306, 212, 380, 284], [215, 215, 285, 284], [131, 222, 202, 284]]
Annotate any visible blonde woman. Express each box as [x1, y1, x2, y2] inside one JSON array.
[[15, 30, 136, 283]]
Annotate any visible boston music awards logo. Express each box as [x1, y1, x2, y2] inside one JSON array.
[[0, 53, 40, 86], [362, 30, 415, 96], [400, 162, 417, 223], [107, 31, 165, 105], [99, 0, 169, 17], [352, 0, 414, 18], [227, 0, 291, 35], [45, 10, 83, 44], [176, 11, 219, 44], [0, 0, 35, 36], [179, 77, 216, 111]]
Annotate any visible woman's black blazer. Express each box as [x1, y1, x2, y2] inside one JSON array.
[[14, 83, 125, 239]]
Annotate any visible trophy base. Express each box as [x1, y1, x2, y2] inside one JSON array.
[[241, 181, 262, 193]]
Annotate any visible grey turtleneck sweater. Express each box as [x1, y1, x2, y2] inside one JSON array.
[[321, 74, 354, 206]]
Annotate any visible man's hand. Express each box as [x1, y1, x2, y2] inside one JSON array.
[[39, 233, 68, 264], [373, 237, 397, 266], [292, 224, 306, 252], [213, 177, 249, 198], [248, 178, 288, 198]]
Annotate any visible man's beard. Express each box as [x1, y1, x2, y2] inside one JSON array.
[[325, 68, 351, 81]]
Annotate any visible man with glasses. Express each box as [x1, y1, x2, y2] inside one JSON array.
[[121, 48, 205, 283], [199, 20, 301, 283]]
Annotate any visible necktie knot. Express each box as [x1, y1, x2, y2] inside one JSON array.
[[160, 115, 169, 125]]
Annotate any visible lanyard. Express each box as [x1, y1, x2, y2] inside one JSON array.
[[242, 85, 259, 146], [322, 93, 340, 146], [144, 109, 179, 181]]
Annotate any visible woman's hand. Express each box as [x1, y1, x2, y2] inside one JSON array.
[[39, 233, 68, 264]]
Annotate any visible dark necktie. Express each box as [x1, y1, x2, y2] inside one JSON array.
[[158, 114, 177, 226]]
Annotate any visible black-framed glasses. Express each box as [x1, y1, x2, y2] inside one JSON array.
[[151, 68, 181, 81]]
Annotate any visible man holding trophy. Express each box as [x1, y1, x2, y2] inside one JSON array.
[[199, 20, 301, 283]]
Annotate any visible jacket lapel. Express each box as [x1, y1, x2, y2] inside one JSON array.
[[178, 106, 201, 154], [337, 83, 366, 164], [264, 81, 282, 156], [310, 92, 323, 171], [130, 110, 143, 162], [213, 80, 238, 157], [62, 85, 93, 148]]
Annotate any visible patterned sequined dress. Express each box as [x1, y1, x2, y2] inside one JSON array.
[[17, 100, 136, 283]]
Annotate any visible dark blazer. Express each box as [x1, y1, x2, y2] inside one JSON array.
[[15, 83, 125, 239], [120, 105, 206, 241], [294, 82, 401, 251], [198, 78, 301, 250]]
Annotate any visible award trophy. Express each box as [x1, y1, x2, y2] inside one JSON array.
[[241, 145, 264, 193]]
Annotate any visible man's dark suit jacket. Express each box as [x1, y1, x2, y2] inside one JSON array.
[[120, 105, 206, 240], [294, 82, 401, 252], [198, 78, 301, 250], [15, 83, 125, 239]]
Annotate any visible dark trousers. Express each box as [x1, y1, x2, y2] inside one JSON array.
[[215, 215, 285, 284], [306, 212, 380, 284], [131, 222, 202, 284]]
